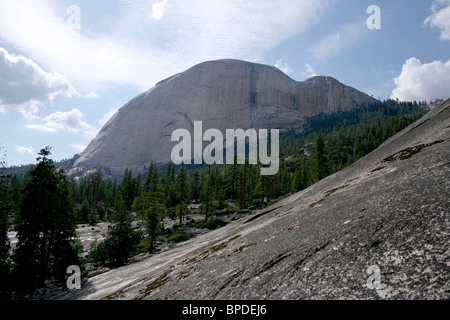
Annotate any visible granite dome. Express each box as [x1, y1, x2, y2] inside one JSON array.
[[73, 59, 377, 174]]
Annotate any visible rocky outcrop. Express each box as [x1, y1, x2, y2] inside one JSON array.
[[72, 59, 376, 175], [57, 100, 449, 300]]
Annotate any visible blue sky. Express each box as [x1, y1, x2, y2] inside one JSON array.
[[0, 0, 449, 166]]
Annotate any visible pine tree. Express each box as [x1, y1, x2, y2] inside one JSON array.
[[217, 188, 226, 210], [163, 162, 176, 207], [105, 178, 117, 219], [292, 169, 301, 192], [191, 170, 200, 203], [119, 169, 137, 210], [100, 194, 140, 267], [300, 156, 309, 190], [237, 163, 248, 209], [223, 158, 238, 201], [0, 203, 11, 299], [88, 170, 103, 208], [134, 164, 165, 254], [88, 209, 99, 226], [13, 147, 79, 295], [78, 199, 90, 223], [0, 145, 12, 298], [202, 166, 213, 222], [256, 173, 267, 206], [175, 166, 189, 226], [312, 133, 329, 181], [246, 164, 258, 204]]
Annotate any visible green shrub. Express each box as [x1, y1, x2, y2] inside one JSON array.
[[88, 209, 99, 226], [167, 207, 177, 220], [215, 204, 238, 216], [136, 236, 152, 253], [196, 218, 227, 230], [167, 231, 195, 243], [89, 241, 107, 266]]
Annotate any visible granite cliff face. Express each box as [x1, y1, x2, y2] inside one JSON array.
[[57, 100, 449, 300], [73, 59, 376, 174]]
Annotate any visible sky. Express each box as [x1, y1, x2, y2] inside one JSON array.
[[0, 0, 449, 167]]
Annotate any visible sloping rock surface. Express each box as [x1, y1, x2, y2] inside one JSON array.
[[59, 100, 450, 300], [73, 59, 376, 174]]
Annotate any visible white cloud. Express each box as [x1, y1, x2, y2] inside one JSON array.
[[0, 47, 78, 120], [275, 59, 293, 75], [16, 146, 35, 154], [303, 63, 318, 78], [310, 21, 365, 60], [0, 0, 328, 92], [26, 109, 91, 133], [150, 0, 169, 21], [167, 0, 328, 63], [391, 57, 450, 101], [86, 91, 101, 99], [0, 0, 166, 92], [25, 124, 56, 133], [424, 0, 450, 40]]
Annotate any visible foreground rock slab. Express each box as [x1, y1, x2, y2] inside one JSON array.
[[57, 100, 450, 300]]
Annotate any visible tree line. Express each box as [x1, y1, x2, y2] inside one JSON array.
[[0, 99, 426, 299]]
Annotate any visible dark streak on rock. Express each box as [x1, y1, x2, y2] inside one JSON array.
[[256, 253, 291, 276], [383, 140, 444, 163], [244, 206, 284, 224]]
